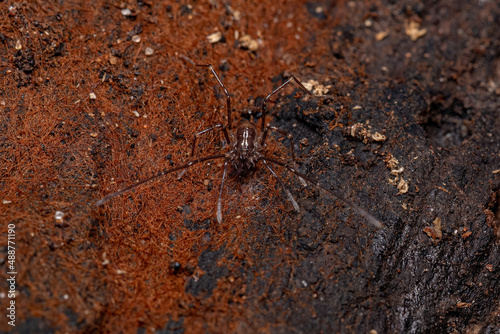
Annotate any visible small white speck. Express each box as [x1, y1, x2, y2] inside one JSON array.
[[232, 10, 241, 21], [102, 252, 110, 265], [132, 110, 140, 117], [89, 92, 96, 99], [0, 292, 5, 298], [121, 8, 132, 16], [132, 35, 141, 43], [2, 200, 12, 204], [55, 211, 64, 222], [63, 294, 69, 300], [145, 47, 154, 56], [301, 280, 308, 287]]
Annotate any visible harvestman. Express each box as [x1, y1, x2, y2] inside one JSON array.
[[96, 65, 383, 228]]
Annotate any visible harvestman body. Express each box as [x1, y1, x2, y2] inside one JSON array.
[[96, 65, 383, 229]]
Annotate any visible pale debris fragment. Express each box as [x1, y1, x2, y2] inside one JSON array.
[[207, 31, 222, 44], [144, 47, 154, 56], [385, 153, 410, 193], [109, 53, 118, 65], [102, 252, 110, 265], [239, 34, 259, 51], [385, 153, 399, 170], [347, 123, 386, 143], [303, 79, 331, 96], [388, 177, 398, 186], [375, 30, 389, 41], [372, 132, 386, 141], [423, 217, 442, 240], [89, 92, 96, 99], [456, 302, 472, 308], [397, 177, 409, 194], [405, 21, 427, 41], [232, 10, 241, 21], [390, 167, 404, 176], [303, 80, 316, 92], [55, 211, 64, 222], [121, 8, 132, 16]]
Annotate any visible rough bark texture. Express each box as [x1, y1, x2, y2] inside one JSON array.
[[1, 0, 499, 333]]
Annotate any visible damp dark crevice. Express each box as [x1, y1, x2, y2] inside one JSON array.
[[419, 99, 472, 148]]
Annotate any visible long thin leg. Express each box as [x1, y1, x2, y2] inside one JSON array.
[[260, 125, 307, 187], [262, 160, 300, 212], [259, 156, 383, 229], [197, 64, 233, 130], [96, 154, 226, 206], [217, 161, 229, 224], [178, 124, 231, 179], [261, 75, 313, 132]]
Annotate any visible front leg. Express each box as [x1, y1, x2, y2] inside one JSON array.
[[261, 75, 313, 132]]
